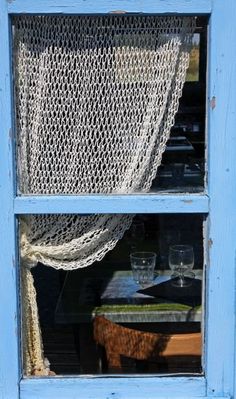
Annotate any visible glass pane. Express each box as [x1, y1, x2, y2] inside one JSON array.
[[13, 16, 207, 195], [151, 21, 207, 193], [19, 214, 204, 376], [186, 33, 200, 82]]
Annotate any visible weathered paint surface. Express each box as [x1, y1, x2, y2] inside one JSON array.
[[205, 0, 236, 396], [8, 0, 212, 15], [0, 1, 20, 399], [14, 194, 209, 214], [20, 377, 207, 399]]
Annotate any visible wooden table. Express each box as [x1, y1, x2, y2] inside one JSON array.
[[55, 270, 202, 325], [55, 269, 202, 372]]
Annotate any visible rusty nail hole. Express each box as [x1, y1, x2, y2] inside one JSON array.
[[109, 10, 127, 14], [210, 96, 216, 110], [208, 238, 213, 248]]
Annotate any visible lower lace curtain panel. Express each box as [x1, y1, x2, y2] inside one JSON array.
[[13, 15, 195, 375]]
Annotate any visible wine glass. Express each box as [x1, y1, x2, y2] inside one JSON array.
[[130, 252, 156, 287], [168, 245, 194, 287]]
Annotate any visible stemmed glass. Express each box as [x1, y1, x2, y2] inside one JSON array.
[[168, 245, 194, 287]]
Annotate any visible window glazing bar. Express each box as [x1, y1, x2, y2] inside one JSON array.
[[14, 194, 209, 214]]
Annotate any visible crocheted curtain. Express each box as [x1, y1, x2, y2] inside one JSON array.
[[14, 15, 195, 375]]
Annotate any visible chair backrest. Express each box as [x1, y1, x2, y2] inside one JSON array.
[[94, 315, 201, 371]]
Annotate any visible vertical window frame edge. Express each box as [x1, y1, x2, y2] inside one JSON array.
[[0, 4, 21, 399]]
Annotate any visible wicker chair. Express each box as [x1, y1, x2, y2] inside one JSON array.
[[94, 315, 201, 373]]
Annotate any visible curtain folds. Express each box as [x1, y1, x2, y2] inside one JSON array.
[[14, 15, 195, 375]]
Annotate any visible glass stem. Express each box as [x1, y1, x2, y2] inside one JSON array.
[[179, 262, 185, 286]]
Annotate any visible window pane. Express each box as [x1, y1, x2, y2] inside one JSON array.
[[13, 16, 207, 195], [186, 33, 200, 82], [20, 214, 204, 376], [151, 20, 207, 193]]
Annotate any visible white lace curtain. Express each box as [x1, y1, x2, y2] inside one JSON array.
[[13, 15, 195, 375]]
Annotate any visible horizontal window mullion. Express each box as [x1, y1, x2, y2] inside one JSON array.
[[14, 194, 209, 214], [8, 0, 212, 15]]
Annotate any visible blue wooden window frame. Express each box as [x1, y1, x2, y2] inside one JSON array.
[[0, 0, 236, 398]]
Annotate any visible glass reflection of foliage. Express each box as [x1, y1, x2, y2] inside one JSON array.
[[186, 33, 200, 82]]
